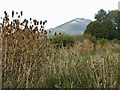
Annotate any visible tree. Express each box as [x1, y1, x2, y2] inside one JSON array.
[[95, 9, 107, 22], [84, 21, 103, 38], [85, 9, 119, 40], [118, 11, 120, 39], [101, 21, 117, 40], [84, 21, 117, 40], [105, 10, 118, 30]]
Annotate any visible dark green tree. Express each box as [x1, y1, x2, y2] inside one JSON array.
[[84, 21, 117, 40], [105, 10, 118, 30], [84, 21, 103, 38], [85, 9, 119, 40], [95, 9, 107, 22], [101, 21, 117, 40]]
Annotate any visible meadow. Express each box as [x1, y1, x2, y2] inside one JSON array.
[[1, 11, 120, 88]]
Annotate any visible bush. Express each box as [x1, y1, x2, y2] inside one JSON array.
[[110, 39, 119, 43], [97, 38, 109, 44], [82, 34, 97, 44], [51, 34, 74, 47]]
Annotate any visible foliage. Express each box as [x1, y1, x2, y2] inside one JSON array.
[[97, 38, 109, 44], [84, 9, 119, 40], [1, 11, 120, 88], [51, 34, 74, 47], [84, 21, 104, 38], [95, 9, 107, 22]]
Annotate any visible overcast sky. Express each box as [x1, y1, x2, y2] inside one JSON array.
[[0, 0, 119, 29]]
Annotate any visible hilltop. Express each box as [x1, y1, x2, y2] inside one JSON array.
[[48, 18, 92, 36]]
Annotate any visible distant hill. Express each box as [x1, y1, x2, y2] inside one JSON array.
[[48, 18, 92, 36]]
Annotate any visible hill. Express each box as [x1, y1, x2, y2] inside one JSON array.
[[48, 18, 92, 36]]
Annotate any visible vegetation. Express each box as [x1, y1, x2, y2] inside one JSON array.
[[51, 34, 74, 47], [0, 10, 120, 88], [84, 9, 120, 40]]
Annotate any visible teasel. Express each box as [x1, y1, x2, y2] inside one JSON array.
[[40, 21, 42, 25], [49, 38, 52, 41], [16, 12, 18, 15], [44, 30, 47, 35], [59, 32, 61, 35], [30, 26, 33, 31], [43, 20, 47, 25], [12, 11, 14, 18], [54, 32, 57, 36], [33, 19, 37, 25], [18, 15, 20, 18], [41, 25, 43, 29], [20, 11, 23, 16], [37, 21, 39, 25], [41, 29, 43, 33], [35, 26, 38, 32], [45, 20, 47, 23], [49, 30, 51, 33], [30, 18, 32, 21], [4, 11, 7, 16], [23, 19, 27, 23], [20, 23, 23, 26]]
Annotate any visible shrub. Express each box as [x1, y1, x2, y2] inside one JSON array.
[[51, 34, 74, 47], [83, 34, 97, 44], [110, 39, 119, 43], [97, 38, 109, 44]]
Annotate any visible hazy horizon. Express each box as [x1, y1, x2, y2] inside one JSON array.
[[0, 0, 119, 29]]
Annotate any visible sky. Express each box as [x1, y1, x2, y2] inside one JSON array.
[[0, 0, 119, 29]]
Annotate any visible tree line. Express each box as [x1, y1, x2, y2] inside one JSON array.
[[84, 9, 120, 40]]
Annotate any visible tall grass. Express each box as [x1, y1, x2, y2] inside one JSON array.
[[1, 11, 120, 88]]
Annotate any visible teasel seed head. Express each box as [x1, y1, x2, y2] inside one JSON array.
[[49, 30, 51, 33], [33, 19, 37, 25], [43, 21, 46, 25], [49, 38, 52, 41], [12, 11, 14, 18], [59, 32, 61, 35], [54, 32, 57, 36], [37, 21, 39, 25], [16, 12, 18, 15], [40, 21, 42, 25], [30, 18, 32, 21], [11, 21, 13, 25], [18, 15, 20, 18], [41, 29, 43, 33], [4, 11, 7, 15], [44, 30, 47, 34], [45, 20, 47, 23], [20, 23, 23, 26], [20, 11, 23, 16], [41, 25, 43, 29]]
